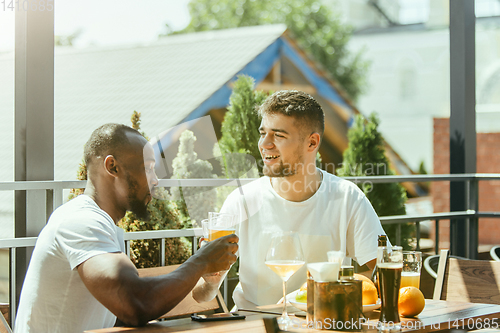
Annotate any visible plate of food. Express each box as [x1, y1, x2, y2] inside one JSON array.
[[287, 274, 382, 313]]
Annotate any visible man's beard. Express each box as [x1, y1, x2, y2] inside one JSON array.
[[262, 160, 300, 177], [128, 196, 151, 220], [126, 174, 151, 220]]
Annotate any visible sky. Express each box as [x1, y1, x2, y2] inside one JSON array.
[[0, 0, 191, 51], [2, 0, 499, 52]]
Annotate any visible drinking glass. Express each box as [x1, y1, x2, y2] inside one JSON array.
[[377, 245, 403, 331], [401, 251, 422, 289], [265, 232, 305, 330], [207, 212, 236, 241]]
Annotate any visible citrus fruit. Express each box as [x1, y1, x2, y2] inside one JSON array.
[[398, 286, 425, 317], [354, 274, 378, 305], [354, 273, 373, 284], [295, 290, 307, 303], [299, 281, 307, 291]]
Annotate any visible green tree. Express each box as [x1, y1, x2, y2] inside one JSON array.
[[170, 130, 218, 226], [217, 75, 267, 177], [337, 114, 413, 249], [70, 111, 191, 268], [175, 0, 369, 101]]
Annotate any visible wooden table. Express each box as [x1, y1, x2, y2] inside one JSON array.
[[86, 299, 500, 332]]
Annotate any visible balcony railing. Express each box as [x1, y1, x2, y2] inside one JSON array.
[[0, 173, 499, 327]]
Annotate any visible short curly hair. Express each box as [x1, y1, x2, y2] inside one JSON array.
[[257, 90, 324, 139], [84, 123, 143, 166]]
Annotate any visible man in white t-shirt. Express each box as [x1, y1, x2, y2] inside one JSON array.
[[198, 91, 387, 309], [15, 124, 238, 332]]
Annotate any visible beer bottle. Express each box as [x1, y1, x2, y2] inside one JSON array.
[[378, 234, 387, 247], [372, 235, 387, 285]]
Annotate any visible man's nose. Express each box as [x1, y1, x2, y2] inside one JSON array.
[[259, 134, 274, 149], [151, 171, 159, 187]]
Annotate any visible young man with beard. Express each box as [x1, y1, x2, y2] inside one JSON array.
[[15, 124, 238, 332], [216, 91, 386, 309]]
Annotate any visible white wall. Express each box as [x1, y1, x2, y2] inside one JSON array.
[[348, 20, 500, 173]]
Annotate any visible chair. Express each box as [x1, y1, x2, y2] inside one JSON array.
[[490, 245, 500, 261], [0, 303, 11, 333], [424, 254, 440, 279], [424, 252, 469, 280], [0, 317, 11, 333], [137, 265, 228, 319], [433, 249, 500, 304]]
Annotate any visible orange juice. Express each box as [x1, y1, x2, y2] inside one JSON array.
[[400, 272, 420, 289], [208, 228, 234, 241]]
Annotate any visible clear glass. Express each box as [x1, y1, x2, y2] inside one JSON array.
[[377, 246, 403, 331], [401, 251, 422, 289], [207, 212, 236, 241], [265, 232, 305, 330]]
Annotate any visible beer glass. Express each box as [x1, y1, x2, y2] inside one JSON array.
[[207, 212, 236, 241], [265, 232, 305, 330], [401, 251, 422, 289], [377, 246, 403, 331]]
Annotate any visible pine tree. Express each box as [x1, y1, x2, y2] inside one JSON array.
[[218, 75, 267, 177], [70, 111, 191, 267], [337, 113, 413, 249], [170, 130, 218, 226]]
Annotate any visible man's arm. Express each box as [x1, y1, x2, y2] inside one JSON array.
[[357, 258, 376, 279], [192, 271, 227, 303], [191, 239, 228, 303], [78, 234, 238, 326]]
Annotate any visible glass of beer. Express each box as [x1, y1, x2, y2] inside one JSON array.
[[377, 245, 403, 331], [401, 251, 422, 289], [207, 212, 236, 241]]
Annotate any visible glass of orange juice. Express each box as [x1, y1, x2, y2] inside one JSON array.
[[401, 251, 422, 289], [206, 212, 236, 241]]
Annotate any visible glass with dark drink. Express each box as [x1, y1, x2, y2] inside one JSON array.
[[377, 246, 403, 331]]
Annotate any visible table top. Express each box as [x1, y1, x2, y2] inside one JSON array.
[[85, 299, 500, 333]]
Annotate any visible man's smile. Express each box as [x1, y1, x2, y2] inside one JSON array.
[[263, 153, 280, 164]]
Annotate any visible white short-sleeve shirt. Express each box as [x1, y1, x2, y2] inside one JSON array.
[[221, 169, 386, 307], [15, 195, 125, 333]]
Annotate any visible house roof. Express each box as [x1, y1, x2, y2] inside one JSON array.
[[0, 24, 420, 237]]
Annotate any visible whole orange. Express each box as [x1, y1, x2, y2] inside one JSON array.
[[354, 274, 378, 305], [398, 287, 425, 317]]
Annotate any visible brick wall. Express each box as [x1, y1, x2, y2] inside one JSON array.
[[432, 118, 500, 248]]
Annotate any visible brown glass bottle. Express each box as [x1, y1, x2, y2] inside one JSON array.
[[372, 235, 387, 295], [378, 235, 387, 247], [371, 235, 387, 284]]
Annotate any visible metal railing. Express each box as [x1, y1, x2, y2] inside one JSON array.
[[0, 173, 499, 326]]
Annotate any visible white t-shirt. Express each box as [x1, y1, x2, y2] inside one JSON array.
[[15, 195, 125, 333], [220, 169, 386, 307]]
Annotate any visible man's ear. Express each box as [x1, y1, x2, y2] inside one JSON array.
[[307, 133, 321, 152], [104, 155, 119, 177]]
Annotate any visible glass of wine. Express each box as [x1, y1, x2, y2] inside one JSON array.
[[265, 231, 305, 330]]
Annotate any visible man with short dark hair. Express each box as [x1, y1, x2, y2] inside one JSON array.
[[15, 124, 238, 332], [220, 90, 386, 308]]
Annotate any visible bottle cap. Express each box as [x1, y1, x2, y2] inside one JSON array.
[[340, 266, 354, 280], [378, 235, 387, 247]]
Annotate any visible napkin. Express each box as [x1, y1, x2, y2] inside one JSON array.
[[307, 262, 340, 282], [327, 250, 345, 264]]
